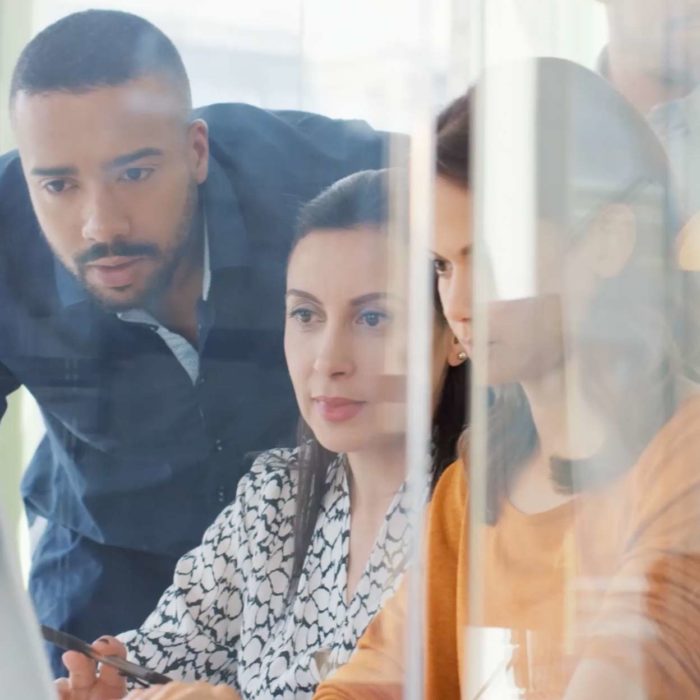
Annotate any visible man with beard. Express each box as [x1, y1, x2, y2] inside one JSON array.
[[0, 9, 387, 675]]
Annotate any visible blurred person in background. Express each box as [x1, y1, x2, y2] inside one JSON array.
[[598, 0, 700, 384], [597, 0, 700, 114], [0, 8, 390, 675], [314, 57, 700, 700]]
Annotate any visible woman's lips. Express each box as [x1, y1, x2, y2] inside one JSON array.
[[313, 397, 366, 423], [85, 257, 146, 289]]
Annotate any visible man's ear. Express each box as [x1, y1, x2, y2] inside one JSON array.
[[188, 118, 209, 184], [588, 203, 637, 278]]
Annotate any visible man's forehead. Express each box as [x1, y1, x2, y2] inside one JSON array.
[[12, 75, 186, 139], [12, 78, 187, 166]]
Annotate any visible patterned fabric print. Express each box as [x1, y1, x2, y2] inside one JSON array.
[[119, 448, 416, 699]]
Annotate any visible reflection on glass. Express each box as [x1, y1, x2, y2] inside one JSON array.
[[468, 56, 700, 700], [4, 2, 700, 699]]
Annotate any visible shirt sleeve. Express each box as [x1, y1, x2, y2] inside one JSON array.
[[580, 399, 700, 697], [118, 450, 291, 687], [0, 361, 20, 423]]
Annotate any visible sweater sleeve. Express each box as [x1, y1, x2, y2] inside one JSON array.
[[580, 399, 700, 697]]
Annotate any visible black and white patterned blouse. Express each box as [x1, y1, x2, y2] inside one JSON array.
[[119, 447, 416, 699]]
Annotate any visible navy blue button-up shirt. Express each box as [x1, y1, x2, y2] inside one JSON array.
[[0, 102, 387, 663]]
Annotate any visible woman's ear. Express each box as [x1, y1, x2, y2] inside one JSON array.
[[589, 203, 637, 278], [447, 336, 468, 367]]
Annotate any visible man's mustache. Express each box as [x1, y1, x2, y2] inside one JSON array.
[[75, 240, 159, 266]]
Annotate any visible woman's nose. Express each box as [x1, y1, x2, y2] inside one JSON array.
[[443, 270, 471, 325], [312, 328, 355, 377]]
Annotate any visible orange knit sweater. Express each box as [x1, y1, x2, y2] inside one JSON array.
[[314, 397, 700, 699]]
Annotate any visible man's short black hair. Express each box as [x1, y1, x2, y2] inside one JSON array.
[[9, 9, 191, 109]]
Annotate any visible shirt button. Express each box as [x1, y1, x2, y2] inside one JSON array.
[[215, 439, 224, 452]]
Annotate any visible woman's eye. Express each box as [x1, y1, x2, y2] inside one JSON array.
[[358, 310, 389, 328], [120, 167, 153, 183], [289, 308, 315, 324], [433, 258, 450, 276]]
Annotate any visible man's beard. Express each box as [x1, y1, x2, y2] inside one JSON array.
[[72, 181, 200, 313]]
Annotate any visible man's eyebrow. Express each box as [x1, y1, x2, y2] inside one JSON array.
[[29, 148, 164, 178], [30, 165, 78, 177], [106, 148, 164, 169]]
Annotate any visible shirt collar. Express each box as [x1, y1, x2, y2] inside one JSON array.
[[55, 150, 248, 309], [117, 219, 211, 324]]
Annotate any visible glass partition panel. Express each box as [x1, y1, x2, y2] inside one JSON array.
[[466, 2, 700, 699]]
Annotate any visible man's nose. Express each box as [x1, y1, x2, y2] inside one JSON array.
[[81, 187, 130, 244]]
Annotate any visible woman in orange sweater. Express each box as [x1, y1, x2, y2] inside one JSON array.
[[314, 58, 700, 699]]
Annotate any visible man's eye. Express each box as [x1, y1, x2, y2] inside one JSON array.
[[44, 180, 72, 194], [120, 167, 153, 182]]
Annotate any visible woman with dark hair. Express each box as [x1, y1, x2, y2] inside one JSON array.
[[56, 170, 467, 700], [314, 58, 700, 699]]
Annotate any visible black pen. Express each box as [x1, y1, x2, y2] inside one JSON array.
[[41, 624, 173, 688]]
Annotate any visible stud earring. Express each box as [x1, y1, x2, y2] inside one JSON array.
[[457, 351, 467, 362]]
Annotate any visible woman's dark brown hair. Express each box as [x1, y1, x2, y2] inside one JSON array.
[[436, 58, 679, 524], [287, 169, 468, 595]]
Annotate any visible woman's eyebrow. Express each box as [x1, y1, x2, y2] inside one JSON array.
[[286, 289, 321, 303], [430, 245, 472, 258], [350, 292, 395, 307]]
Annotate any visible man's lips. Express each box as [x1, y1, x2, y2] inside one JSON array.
[[84, 256, 146, 289], [312, 397, 366, 423]]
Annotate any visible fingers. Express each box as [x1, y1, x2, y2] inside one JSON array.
[[60, 636, 128, 700], [124, 682, 240, 700], [62, 650, 98, 700], [54, 677, 71, 700], [92, 636, 127, 659], [213, 687, 240, 700], [92, 637, 128, 695], [123, 687, 158, 699]]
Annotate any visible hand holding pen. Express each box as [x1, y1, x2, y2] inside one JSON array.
[[54, 635, 128, 700]]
